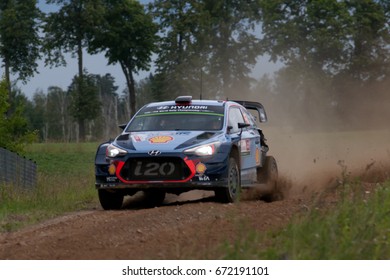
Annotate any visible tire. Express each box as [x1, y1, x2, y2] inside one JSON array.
[[257, 156, 281, 202], [143, 189, 166, 208], [215, 157, 241, 203], [98, 189, 124, 210]]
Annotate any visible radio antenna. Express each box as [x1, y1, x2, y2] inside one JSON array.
[[200, 68, 203, 100]]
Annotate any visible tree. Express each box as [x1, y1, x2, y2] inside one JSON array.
[[259, 0, 351, 76], [259, 0, 390, 84], [258, 0, 390, 128], [68, 72, 101, 141], [0, 0, 41, 104], [150, 0, 262, 99], [46, 86, 71, 141], [43, 0, 101, 140], [149, 0, 209, 99], [0, 78, 36, 153], [88, 0, 158, 117], [136, 74, 157, 107], [343, 0, 390, 83], [25, 90, 48, 141], [93, 73, 120, 140], [204, 0, 262, 98]]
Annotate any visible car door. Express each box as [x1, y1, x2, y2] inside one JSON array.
[[227, 106, 258, 185], [240, 107, 262, 168], [231, 100, 268, 167]]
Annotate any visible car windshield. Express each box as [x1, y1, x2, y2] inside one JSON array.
[[126, 113, 224, 131]]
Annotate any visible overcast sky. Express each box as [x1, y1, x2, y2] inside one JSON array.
[[13, 0, 280, 99]]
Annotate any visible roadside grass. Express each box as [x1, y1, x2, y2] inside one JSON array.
[[222, 179, 390, 259], [0, 142, 99, 232]]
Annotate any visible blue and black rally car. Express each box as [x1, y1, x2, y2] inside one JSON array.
[[95, 96, 280, 210]]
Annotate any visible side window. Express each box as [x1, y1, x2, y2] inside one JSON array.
[[228, 107, 245, 133], [241, 108, 256, 127]]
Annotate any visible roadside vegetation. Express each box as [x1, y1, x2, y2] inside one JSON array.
[[0, 143, 98, 232], [223, 178, 390, 260]]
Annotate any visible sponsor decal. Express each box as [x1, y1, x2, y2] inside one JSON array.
[[157, 106, 170, 110], [141, 104, 225, 115], [132, 135, 144, 142], [148, 135, 174, 144], [198, 175, 210, 181], [108, 164, 116, 175], [106, 177, 117, 182], [170, 105, 208, 110], [195, 162, 207, 175], [240, 139, 251, 156], [148, 150, 161, 156], [255, 147, 260, 165], [151, 105, 210, 113]]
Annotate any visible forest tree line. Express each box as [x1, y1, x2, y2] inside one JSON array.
[[0, 0, 389, 150]]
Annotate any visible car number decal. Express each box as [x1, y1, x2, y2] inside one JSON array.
[[134, 161, 175, 176]]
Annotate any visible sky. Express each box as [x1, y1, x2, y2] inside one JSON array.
[[11, 0, 280, 99]]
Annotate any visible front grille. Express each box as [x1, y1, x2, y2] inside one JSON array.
[[120, 157, 191, 181]]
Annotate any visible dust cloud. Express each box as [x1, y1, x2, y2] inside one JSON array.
[[263, 88, 390, 195], [237, 80, 390, 196], [266, 128, 390, 194]]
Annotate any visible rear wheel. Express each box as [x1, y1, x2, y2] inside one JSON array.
[[215, 157, 241, 203], [98, 189, 124, 210], [257, 156, 281, 202]]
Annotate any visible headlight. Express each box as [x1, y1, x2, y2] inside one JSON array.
[[184, 141, 221, 156], [106, 144, 127, 158]]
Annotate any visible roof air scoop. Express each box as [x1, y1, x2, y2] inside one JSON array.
[[175, 96, 192, 105]]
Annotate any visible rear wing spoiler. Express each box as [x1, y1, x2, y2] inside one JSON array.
[[232, 100, 268, 123]]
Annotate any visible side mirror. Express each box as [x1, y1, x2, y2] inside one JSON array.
[[119, 124, 127, 130], [238, 122, 250, 129]]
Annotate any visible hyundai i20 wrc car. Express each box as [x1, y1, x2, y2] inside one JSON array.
[[95, 96, 280, 210]]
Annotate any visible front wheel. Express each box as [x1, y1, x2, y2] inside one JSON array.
[[215, 157, 241, 203], [143, 189, 166, 208], [98, 189, 124, 210]]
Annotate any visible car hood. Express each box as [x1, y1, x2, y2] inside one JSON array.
[[114, 131, 223, 152]]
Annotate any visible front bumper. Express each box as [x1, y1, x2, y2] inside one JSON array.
[[95, 177, 228, 190], [95, 152, 230, 191]]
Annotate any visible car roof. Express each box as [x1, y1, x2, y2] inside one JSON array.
[[138, 96, 267, 123], [145, 99, 230, 108]]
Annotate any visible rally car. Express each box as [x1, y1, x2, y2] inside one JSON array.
[[95, 96, 280, 210]]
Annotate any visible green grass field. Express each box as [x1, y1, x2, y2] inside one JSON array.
[[0, 142, 99, 231]]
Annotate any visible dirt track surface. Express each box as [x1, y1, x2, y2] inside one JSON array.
[[0, 191, 309, 260], [1, 129, 389, 260]]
